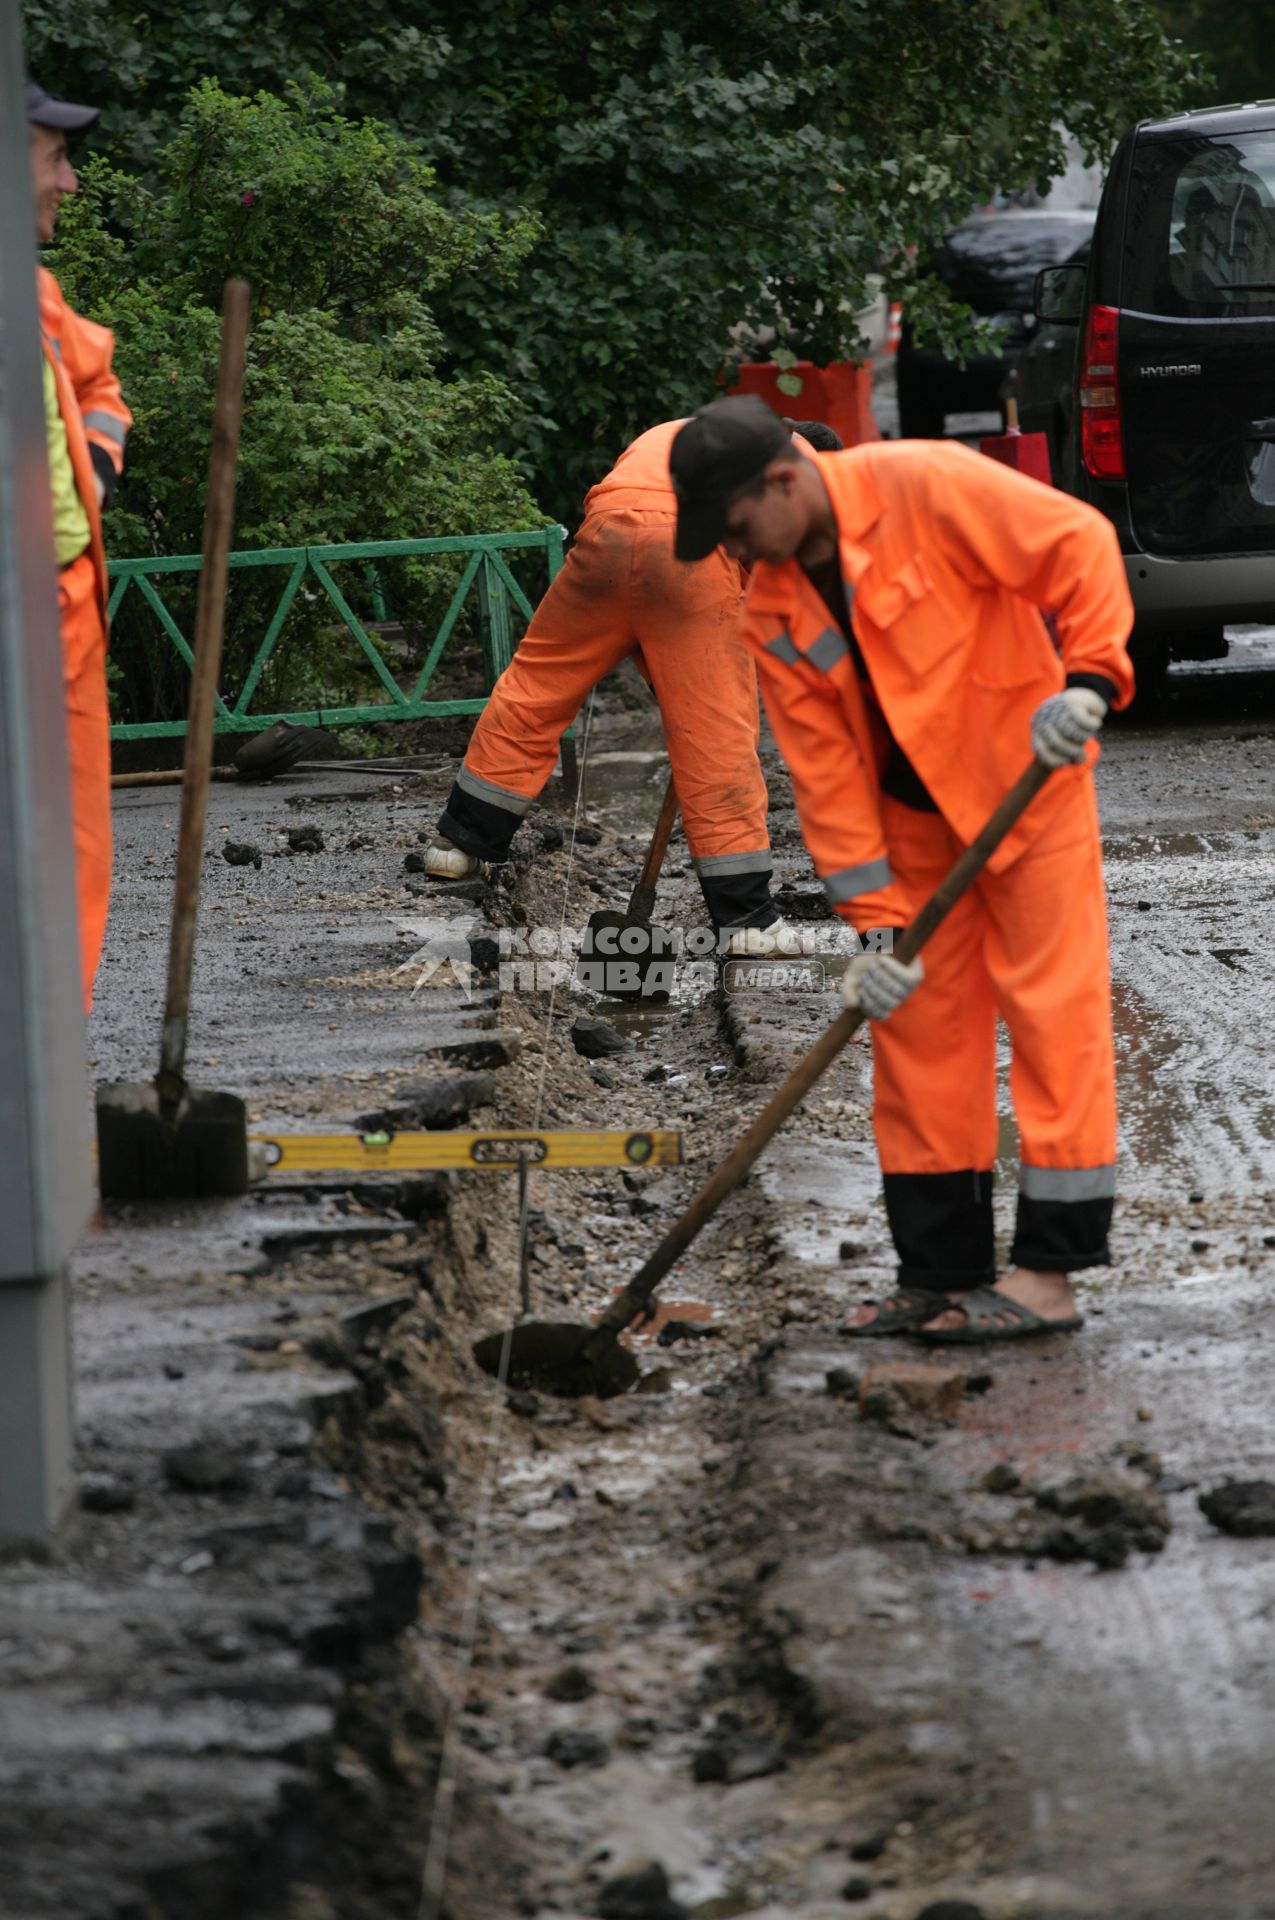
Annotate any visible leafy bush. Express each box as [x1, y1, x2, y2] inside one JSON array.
[[29, 1, 1206, 522], [47, 77, 546, 723]]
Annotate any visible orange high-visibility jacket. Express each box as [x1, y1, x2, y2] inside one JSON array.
[[584, 419, 685, 513], [38, 265, 131, 621], [742, 438, 1135, 929]]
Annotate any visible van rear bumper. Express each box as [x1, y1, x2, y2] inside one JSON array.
[[1126, 550, 1275, 633]]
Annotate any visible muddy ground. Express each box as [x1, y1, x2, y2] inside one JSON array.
[[3, 646, 1275, 1920]]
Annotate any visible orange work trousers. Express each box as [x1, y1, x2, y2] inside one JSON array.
[[437, 508, 774, 926], [867, 774, 1117, 1288], [58, 550, 112, 1012]]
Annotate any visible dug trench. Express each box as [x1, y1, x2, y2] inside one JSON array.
[[7, 672, 1275, 1918]]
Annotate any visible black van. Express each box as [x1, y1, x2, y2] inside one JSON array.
[[1018, 103, 1275, 684]]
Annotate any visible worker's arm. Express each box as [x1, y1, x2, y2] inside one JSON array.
[[750, 628, 913, 934], [56, 298, 131, 507], [919, 442, 1135, 708]]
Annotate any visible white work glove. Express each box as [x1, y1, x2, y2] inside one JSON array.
[[1031, 687, 1107, 768], [841, 950, 924, 1022]]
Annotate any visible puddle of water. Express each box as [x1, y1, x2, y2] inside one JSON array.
[[580, 723, 670, 838], [1104, 831, 1220, 863]]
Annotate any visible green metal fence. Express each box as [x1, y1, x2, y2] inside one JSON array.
[[106, 527, 565, 743]]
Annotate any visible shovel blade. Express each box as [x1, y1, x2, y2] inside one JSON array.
[[96, 1081, 250, 1201], [472, 1321, 640, 1398]]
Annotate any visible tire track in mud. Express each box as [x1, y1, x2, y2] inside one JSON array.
[[1106, 828, 1275, 1193]]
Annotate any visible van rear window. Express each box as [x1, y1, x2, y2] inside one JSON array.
[[1126, 129, 1275, 316]]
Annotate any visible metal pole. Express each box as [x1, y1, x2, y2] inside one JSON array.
[[0, 7, 94, 1544]]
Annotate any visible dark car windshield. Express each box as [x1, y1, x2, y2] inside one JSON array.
[[1125, 127, 1275, 316], [929, 215, 1097, 313]]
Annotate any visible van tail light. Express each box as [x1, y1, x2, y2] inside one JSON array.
[[1079, 304, 1126, 481]]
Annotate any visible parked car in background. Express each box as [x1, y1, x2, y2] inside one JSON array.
[[1015, 102, 1275, 688], [895, 210, 1096, 438]]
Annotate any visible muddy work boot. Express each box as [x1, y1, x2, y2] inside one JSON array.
[[720, 917, 817, 958], [422, 835, 482, 879]]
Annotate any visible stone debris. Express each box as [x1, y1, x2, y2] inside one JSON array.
[[161, 1442, 254, 1494], [1035, 1466, 1170, 1543], [78, 1473, 136, 1513], [981, 1462, 1022, 1494], [545, 1727, 611, 1770], [222, 839, 263, 869], [357, 1071, 497, 1134], [840, 1874, 873, 1901], [544, 1662, 595, 1702], [596, 1858, 689, 1920], [1024, 1466, 1171, 1568], [657, 1318, 721, 1346], [859, 1360, 966, 1433], [1199, 1479, 1275, 1537], [848, 1831, 888, 1862], [285, 824, 325, 853], [571, 1015, 632, 1059]]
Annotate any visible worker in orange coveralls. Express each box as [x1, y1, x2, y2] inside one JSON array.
[[670, 396, 1135, 1344], [425, 419, 792, 950], [29, 80, 131, 1010]]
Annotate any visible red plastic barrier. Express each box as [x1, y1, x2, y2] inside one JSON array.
[[979, 401, 1052, 485], [733, 360, 880, 448]]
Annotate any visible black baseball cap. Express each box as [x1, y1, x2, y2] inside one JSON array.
[[670, 395, 794, 561], [25, 81, 99, 132]]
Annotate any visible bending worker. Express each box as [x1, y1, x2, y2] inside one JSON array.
[[670, 397, 1134, 1343], [29, 80, 131, 1010], [425, 418, 795, 948]]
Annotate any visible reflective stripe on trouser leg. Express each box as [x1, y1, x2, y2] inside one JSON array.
[[437, 769, 532, 861], [442, 512, 646, 854], [1012, 1163, 1116, 1272], [635, 534, 772, 925], [693, 849, 775, 929], [980, 776, 1118, 1273]]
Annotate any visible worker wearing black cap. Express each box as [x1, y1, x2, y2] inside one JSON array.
[[28, 80, 131, 1010], [670, 395, 1136, 1344]]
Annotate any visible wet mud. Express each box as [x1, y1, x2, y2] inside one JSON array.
[[4, 651, 1275, 1917]]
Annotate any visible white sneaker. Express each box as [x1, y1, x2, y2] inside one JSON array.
[[422, 835, 481, 879], [720, 917, 818, 958]]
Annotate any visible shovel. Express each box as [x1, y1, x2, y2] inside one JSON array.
[[96, 281, 253, 1202], [577, 772, 679, 1003], [476, 758, 1054, 1396]]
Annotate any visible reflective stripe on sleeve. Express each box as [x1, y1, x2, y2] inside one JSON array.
[[805, 625, 851, 673], [765, 631, 801, 665], [83, 409, 127, 447], [822, 857, 893, 902]]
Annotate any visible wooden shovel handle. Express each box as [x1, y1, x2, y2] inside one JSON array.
[[627, 773, 679, 923], [157, 280, 250, 1105], [587, 759, 1052, 1345]]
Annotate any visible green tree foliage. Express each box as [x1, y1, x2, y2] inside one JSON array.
[[1149, 2, 1275, 107], [45, 78, 542, 721], [28, 0, 1202, 518]]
